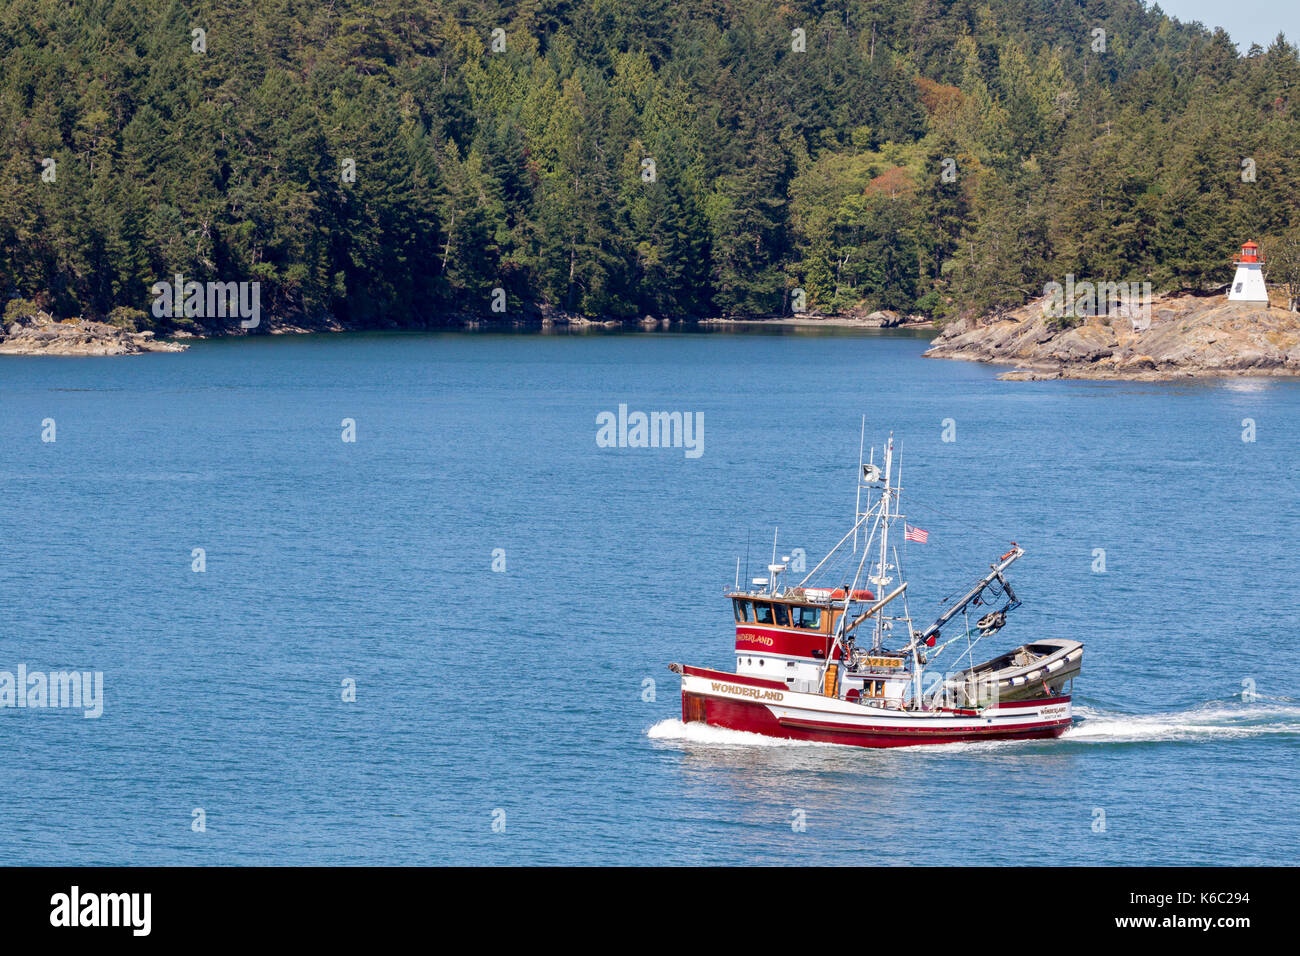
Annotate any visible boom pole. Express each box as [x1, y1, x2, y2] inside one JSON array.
[[911, 545, 1025, 649]]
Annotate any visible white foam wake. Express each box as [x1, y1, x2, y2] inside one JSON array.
[[646, 718, 831, 748], [1064, 702, 1300, 743]]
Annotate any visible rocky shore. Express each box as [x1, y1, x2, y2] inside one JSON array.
[[924, 292, 1300, 380], [700, 307, 933, 330], [1, 310, 187, 356]]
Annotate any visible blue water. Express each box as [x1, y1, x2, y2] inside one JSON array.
[[1, 329, 1297, 865]]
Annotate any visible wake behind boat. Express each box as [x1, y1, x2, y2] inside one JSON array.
[[669, 433, 1083, 748]]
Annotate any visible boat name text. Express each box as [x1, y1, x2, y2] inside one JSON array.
[[710, 681, 784, 702]]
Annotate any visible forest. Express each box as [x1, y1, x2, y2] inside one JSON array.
[[1, 0, 1299, 332]]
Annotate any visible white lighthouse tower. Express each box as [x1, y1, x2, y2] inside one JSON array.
[[1228, 240, 1269, 303]]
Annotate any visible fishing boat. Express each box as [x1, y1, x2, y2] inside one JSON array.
[[669, 433, 1082, 748]]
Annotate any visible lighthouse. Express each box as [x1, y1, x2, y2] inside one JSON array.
[[1228, 241, 1269, 303]]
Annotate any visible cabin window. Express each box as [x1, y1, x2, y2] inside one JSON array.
[[772, 603, 790, 627], [734, 599, 754, 623], [753, 603, 774, 625], [795, 606, 822, 630]]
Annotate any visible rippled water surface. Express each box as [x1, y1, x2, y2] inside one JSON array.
[[1, 328, 1296, 864]]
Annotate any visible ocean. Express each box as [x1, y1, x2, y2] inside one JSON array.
[[1, 327, 1296, 865]]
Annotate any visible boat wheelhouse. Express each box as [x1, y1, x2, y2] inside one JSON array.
[[727, 588, 921, 704]]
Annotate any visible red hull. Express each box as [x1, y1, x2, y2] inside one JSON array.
[[683, 691, 1071, 748]]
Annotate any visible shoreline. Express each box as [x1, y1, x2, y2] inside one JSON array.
[[927, 351, 1300, 382], [923, 292, 1300, 381], [2, 308, 938, 355], [14, 295, 1300, 384]]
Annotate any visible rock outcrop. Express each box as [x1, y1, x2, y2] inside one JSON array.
[[0, 310, 188, 356], [924, 293, 1300, 380], [854, 309, 931, 328]]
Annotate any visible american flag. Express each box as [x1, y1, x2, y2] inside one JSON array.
[[904, 524, 929, 543]]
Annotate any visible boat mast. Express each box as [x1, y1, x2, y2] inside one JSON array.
[[873, 435, 894, 652], [768, 527, 785, 594]]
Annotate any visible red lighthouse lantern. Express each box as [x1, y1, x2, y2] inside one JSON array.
[[1233, 241, 1263, 264]]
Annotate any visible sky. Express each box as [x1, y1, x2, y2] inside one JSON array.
[[1156, 0, 1298, 50]]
